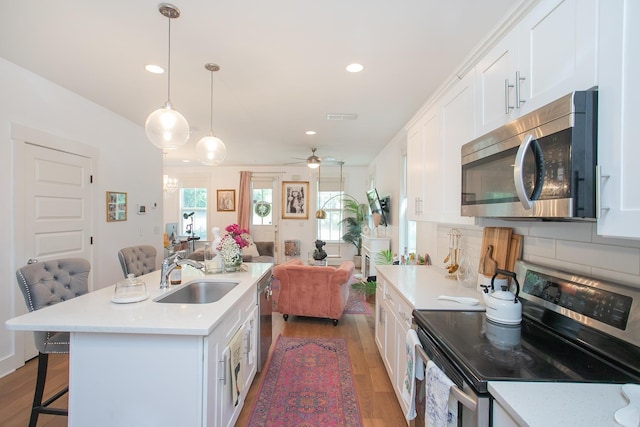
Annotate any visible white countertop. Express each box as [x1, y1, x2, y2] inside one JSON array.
[[375, 265, 485, 311], [6, 263, 272, 336], [489, 381, 632, 427]]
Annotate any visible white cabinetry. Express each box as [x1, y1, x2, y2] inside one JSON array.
[[440, 73, 476, 225], [476, 0, 598, 136], [374, 272, 414, 418], [214, 290, 257, 427], [493, 400, 521, 427], [406, 72, 475, 224], [362, 235, 390, 279], [406, 108, 438, 220], [596, 0, 640, 239]]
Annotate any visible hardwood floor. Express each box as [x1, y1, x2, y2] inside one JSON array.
[[236, 303, 406, 426], [0, 354, 68, 427], [0, 301, 405, 426]]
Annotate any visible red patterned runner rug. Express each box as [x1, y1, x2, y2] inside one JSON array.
[[248, 336, 363, 427], [343, 289, 372, 315]]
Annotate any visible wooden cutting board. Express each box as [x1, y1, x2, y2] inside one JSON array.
[[506, 234, 523, 272], [478, 227, 512, 276]]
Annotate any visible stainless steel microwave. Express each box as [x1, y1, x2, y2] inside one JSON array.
[[461, 90, 597, 220]]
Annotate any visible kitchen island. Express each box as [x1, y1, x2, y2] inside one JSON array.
[[6, 262, 272, 427]]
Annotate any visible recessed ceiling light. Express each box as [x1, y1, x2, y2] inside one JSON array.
[[145, 64, 165, 74], [182, 159, 190, 163], [346, 63, 364, 73], [305, 130, 316, 135]]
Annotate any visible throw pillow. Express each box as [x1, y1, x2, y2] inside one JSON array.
[[242, 243, 260, 257]]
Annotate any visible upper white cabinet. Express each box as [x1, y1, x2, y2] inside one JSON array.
[[406, 73, 475, 224], [406, 107, 439, 221], [440, 73, 476, 225], [476, 0, 598, 136], [596, 0, 640, 239]]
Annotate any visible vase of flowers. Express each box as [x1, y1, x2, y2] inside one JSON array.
[[217, 224, 252, 272]]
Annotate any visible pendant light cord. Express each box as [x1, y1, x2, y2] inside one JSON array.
[[167, 15, 172, 104], [210, 69, 214, 133]]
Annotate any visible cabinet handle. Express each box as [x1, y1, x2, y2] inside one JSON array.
[[596, 165, 611, 219], [516, 71, 526, 108], [378, 305, 385, 324], [505, 78, 514, 114], [219, 354, 228, 385]]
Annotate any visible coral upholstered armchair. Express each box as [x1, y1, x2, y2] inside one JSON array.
[[271, 259, 355, 325]]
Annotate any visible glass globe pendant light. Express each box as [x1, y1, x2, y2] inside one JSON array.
[[196, 63, 227, 166], [145, 3, 190, 150]]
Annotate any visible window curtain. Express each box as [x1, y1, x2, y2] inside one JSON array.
[[237, 171, 252, 232]]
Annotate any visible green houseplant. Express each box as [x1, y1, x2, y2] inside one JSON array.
[[351, 249, 393, 302], [351, 279, 377, 302], [339, 198, 369, 266]]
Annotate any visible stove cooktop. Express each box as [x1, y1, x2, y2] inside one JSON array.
[[413, 309, 640, 394]]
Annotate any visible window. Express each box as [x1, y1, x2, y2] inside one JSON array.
[[317, 190, 343, 242], [252, 187, 273, 225], [180, 187, 207, 240]]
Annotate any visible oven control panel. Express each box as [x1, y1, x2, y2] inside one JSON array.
[[522, 269, 632, 330]]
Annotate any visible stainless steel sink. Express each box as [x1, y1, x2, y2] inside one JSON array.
[[154, 280, 239, 304]]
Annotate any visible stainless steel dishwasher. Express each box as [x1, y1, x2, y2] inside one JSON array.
[[256, 272, 273, 371]]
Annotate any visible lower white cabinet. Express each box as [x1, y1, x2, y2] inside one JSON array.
[[375, 272, 414, 418], [492, 400, 521, 427], [212, 289, 258, 427]]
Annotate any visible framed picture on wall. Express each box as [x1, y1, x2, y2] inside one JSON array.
[[106, 191, 127, 222], [282, 181, 309, 219], [217, 189, 236, 211]]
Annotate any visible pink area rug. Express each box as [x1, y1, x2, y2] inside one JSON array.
[[248, 336, 363, 427], [343, 289, 372, 315]]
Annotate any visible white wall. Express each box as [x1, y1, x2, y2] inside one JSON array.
[[0, 58, 164, 377], [164, 163, 369, 265]]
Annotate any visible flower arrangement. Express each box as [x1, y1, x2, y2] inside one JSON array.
[[217, 224, 252, 267]]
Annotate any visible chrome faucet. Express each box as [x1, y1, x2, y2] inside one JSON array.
[[159, 254, 204, 289]]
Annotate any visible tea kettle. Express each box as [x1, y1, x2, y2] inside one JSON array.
[[480, 269, 522, 325]]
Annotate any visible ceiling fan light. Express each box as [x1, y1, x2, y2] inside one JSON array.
[[195, 135, 227, 166], [145, 104, 190, 150], [307, 157, 320, 168]]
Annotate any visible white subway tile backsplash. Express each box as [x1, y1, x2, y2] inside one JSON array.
[[429, 219, 640, 287], [521, 236, 555, 259], [528, 221, 594, 242], [556, 240, 640, 275], [591, 228, 640, 249], [525, 254, 593, 276]]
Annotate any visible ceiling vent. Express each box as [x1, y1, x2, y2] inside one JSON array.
[[326, 113, 358, 121]]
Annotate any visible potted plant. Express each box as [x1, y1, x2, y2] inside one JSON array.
[[339, 198, 369, 268], [351, 279, 377, 303], [375, 249, 394, 266]]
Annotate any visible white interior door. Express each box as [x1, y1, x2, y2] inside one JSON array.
[[24, 143, 93, 264]]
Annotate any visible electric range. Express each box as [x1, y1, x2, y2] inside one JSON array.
[[412, 260, 640, 427]]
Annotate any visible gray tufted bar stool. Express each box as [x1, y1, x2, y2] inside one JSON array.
[[118, 245, 157, 278], [15, 258, 90, 427]]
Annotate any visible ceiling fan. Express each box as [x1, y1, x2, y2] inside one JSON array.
[[287, 148, 339, 168]]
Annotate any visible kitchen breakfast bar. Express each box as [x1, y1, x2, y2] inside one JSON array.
[[6, 263, 272, 427]]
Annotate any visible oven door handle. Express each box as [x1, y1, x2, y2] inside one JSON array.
[[415, 344, 478, 413], [513, 133, 544, 210]]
